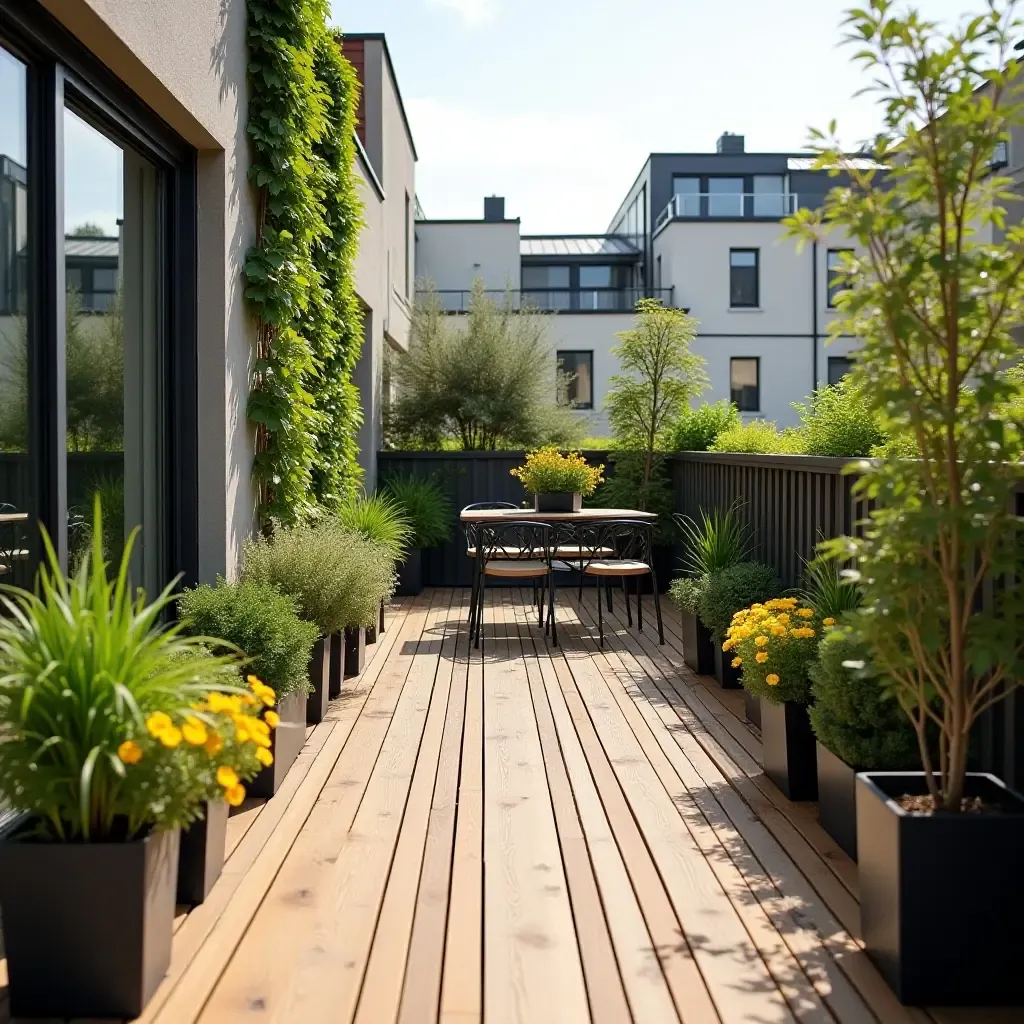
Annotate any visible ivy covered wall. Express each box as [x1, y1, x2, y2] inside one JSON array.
[[243, 0, 364, 525]]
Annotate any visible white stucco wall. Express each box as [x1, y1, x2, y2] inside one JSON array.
[[415, 221, 522, 295]]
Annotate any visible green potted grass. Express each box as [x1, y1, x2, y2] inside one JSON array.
[[0, 503, 274, 1018], [383, 473, 452, 595], [510, 446, 604, 513]]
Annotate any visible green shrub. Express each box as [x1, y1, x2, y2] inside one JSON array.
[[335, 493, 411, 562], [669, 576, 705, 615], [696, 561, 780, 641], [178, 579, 319, 700], [809, 627, 918, 769], [669, 400, 740, 452], [791, 377, 885, 457], [593, 451, 676, 543], [708, 420, 805, 454], [382, 473, 452, 548]]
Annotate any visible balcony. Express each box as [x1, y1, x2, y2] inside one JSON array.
[[426, 287, 677, 314], [656, 191, 799, 227]]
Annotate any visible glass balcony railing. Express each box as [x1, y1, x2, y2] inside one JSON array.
[[422, 287, 677, 314], [656, 192, 799, 226]]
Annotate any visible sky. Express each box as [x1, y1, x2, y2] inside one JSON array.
[[333, 0, 995, 233]]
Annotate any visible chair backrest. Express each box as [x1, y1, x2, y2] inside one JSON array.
[[461, 502, 520, 552], [563, 519, 655, 569], [476, 520, 552, 565]]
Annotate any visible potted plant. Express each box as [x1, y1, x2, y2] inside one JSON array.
[[383, 472, 452, 595], [0, 505, 274, 1018], [670, 504, 752, 675], [178, 579, 318, 798], [808, 627, 918, 860], [510, 446, 604, 513], [786, 3, 1024, 1003], [724, 596, 820, 800], [695, 561, 779, 690], [335, 530, 398, 679]]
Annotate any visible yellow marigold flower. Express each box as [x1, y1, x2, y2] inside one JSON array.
[[225, 783, 246, 807], [258, 689, 276, 708], [159, 725, 182, 748], [242, 694, 258, 707], [236, 726, 250, 744], [797, 608, 814, 618], [755, 635, 768, 647], [751, 603, 764, 611], [264, 710, 280, 729], [755, 651, 768, 664], [208, 692, 229, 713], [247, 674, 262, 689], [256, 747, 274, 767], [766, 673, 780, 685], [118, 740, 143, 765], [205, 732, 223, 756], [250, 731, 272, 749], [146, 711, 172, 738], [217, 765, 239, 789], [181, 717, 208, 747], [731, 657, 742, 668], [823, 617, 836, 627], [770, 624, 786, 636]]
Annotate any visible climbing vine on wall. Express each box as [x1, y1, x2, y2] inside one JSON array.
[[244, 0, 364, 525]]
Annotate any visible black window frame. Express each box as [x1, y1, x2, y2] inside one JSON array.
[[670, 174, 791, 219], [556, 349, 594, 410], [827, 355, 853, 386], [0, 1, 199, 584], [826, 248, 853, 308], [730, 356, 760, 412], [729, 248, 759, 308]]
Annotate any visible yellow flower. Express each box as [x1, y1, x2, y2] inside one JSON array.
[[146, 711, 172, 738], [264, 709, 280, 729], [258, 689, 276, 708], [823, 617, 836, 627], [225, 783, 246, 807], [778, 613, 791, 625], [159, 726, 183, 748], [208, 692, 230, 713], [247, 674, 262, 688], [118, 740, 143, 765], [205, 732, 224, 756], [731, 657, 742, 668], [256, 747, 274, 767], [766, 673, 780, 685], [251, 732, 272, 749], [755, 651, 768, 664], [755, 635, 768, 647], [217, 766, 239, 789], [796, 608, 814, 619], [770, 624, 786, 636], [182, 717, 208, 746]]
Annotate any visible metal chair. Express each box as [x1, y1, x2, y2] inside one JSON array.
[[0, 503, 29, 589], [462, 502, 520, 634], [472, 520, 555, 648]]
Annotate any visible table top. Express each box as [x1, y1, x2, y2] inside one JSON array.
[[0, 513, 28, 524], [460, 507, 657, 523]]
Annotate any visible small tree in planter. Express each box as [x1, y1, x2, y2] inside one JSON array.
[[786, 0, 1024, 1004], [510, 446, 604, 513], [382, 472, 453, 595], [724, 597, 822, 800], [0, 506, 276, 1018]]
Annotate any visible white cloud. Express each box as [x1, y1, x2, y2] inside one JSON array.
[[426, 0, 497, 26]]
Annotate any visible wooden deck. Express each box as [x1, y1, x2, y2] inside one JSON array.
[[4, 587, 1022, 1023]]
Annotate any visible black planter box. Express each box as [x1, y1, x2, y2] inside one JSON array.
[[177, 799, 228, 905], [743, 688, 761, 729], [534, 492, 582, 513], [397, 547, 423, 596], [366, 623, 377, 644], [345, 625, 366, 678], [857, 771, 1024, 1006], [249, 690, 307, 798], [0, 823, 179, 1018], [712, 643, 742, 689], [328, 632, 343, 697], [816, 742, 857, 860], [681, 610, 715, 675], [761, 699, 818, 801], [306, 636, 330, 724]]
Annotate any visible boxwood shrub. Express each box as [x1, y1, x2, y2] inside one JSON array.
[[696, 561, 781, 642]]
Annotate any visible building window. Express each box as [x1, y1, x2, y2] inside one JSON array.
[[992, 140, 1009, 170], [827, 248, 852, 307], [752, 175, 786, 217], [557, 351, 593, 409], [404, 192, 410, 298], [522, 265, 571, 310], [672, 176, 701, 217], [708, 177, 744, 217], [730, 357, 760, 412], [729, 249, 759, 308], [827, 356, 853, 386]]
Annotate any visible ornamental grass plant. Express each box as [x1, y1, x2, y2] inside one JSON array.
[[510, 447, 604, 497], [334, 492, 412, 562], [0, 501, 276, 842], [382, 473, 453, 549], [670, 503, 753, 616], [723, 597, 824, 705]]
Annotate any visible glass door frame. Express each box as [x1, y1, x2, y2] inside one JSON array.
[[0, 0, 199, 587]]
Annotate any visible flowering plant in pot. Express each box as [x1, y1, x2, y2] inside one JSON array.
[[786, 0, 1024, 1003], [724, 597, 821, 800], [0, 503, 276, 1018], [511, 446, 604, 513]]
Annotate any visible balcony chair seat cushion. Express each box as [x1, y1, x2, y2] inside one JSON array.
[[482, 559, 552, 577], [583, 559, 651, 576]]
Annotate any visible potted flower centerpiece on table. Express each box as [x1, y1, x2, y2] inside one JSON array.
[[0, 502, 276, 1019], [511, 446, 604, 513]]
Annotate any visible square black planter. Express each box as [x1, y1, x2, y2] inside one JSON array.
[[534, 492, 581, 513], [681, 610, 716, 675], [815, 742, 857, 860], [857, 771, 1024, 1006], [397, 547, 423, 596], [743, 688, 761, 730], [345, 625, 366, 678], [761, 699, 818, 801], [306, 635, 330, 724], [712, 643, 742, 689], [177, 799, 229, 905], [328, 632, 343, 698], [0, 823, 179, 1018], [249, 690, 307, 798]]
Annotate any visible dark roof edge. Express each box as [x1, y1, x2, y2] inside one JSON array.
[[520, 233, 633, 240], [416, 218, 521, 225], [354, 132, 386, 201], [605, 155, 653, 233], [340, 32, 419, 162]]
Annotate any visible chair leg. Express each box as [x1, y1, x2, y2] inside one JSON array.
[[548, 574, 558, 646], [474, 574, 486, 649], [622, 575, 632, 627], [606, 578, 613, 613], [597, 576, 605, 647], [468, 562, 479, 634], [637, 576, 644, 633], [652, 572, 664, 645]]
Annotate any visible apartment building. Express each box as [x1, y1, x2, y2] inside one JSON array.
[[416, 132, 864, 433]]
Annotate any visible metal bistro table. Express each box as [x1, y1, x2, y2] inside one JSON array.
[[459, 507, 657, 524]]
